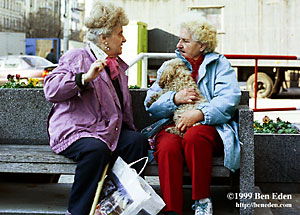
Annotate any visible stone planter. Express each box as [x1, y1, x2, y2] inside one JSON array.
[[0, 88, 51, 145], [0, 88, 155, 145], [0, 88, 54, 182], [254, 133, 300, 193], [0, 88, 250, 144]]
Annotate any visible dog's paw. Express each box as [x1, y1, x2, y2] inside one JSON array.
[[165, 127, 184, 137]]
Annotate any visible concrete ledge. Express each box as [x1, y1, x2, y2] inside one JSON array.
[[0, 88, 155, 145], [0, 89, 51, 145], [255, 134, 300, 193], [238, 105, 255, 215], [0, 182, 70, 215], [0, 88, 249, 144]]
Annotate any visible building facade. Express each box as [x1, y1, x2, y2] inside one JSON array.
[[90, 0, 300, 56], [0, 0, 85, 41], [0, 0, 24, 32]]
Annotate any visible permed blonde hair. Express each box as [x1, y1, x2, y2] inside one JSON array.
[[179, 12, 217, 54], [85, 1, 129, 42]]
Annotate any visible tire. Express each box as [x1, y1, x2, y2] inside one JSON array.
[[246, 72, 274, 98]]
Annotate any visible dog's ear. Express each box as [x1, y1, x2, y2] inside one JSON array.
[[158, 70, 167, 88], [158, 64, 178, 88]]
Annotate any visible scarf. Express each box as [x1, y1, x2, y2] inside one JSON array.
[[106, 57, 119, 80], [186, 55, 204, 82]]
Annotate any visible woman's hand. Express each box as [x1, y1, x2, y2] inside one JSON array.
[[82, 59, 107, 84], [176, 109, 204, 132], [174, 88, 200, 106]]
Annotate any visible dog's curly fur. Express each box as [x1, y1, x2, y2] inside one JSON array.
[[146, 58, 207, 137]]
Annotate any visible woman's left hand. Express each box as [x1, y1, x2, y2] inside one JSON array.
[[176, 110, 204, 132]]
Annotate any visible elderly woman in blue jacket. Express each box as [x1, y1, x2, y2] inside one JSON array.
[[144, 12, 241, 215], [44, 2, 148, 215]]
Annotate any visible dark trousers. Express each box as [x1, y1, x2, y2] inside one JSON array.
[[60, 129, 149, 215]]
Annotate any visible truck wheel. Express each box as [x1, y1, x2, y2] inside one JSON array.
[[246, 72, 273, 98]]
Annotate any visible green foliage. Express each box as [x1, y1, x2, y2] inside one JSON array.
[[129, 85, 140, 89], [254, 116, 299, 134], [0, 75, 42, 89]]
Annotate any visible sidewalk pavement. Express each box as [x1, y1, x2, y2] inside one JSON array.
[[1, 181, 299, 215]]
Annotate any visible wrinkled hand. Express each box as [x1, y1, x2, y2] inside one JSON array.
[[82, 59, 107, 84], [174, 88, 200, 106], [176, 110, 204, 132]]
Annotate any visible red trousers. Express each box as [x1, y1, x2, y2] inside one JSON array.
[[154, 124, 223, 214]]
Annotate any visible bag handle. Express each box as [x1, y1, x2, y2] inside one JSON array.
[[129, 157, 148, 175]]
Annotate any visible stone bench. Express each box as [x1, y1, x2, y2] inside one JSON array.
[[0, 88, 254, 215]]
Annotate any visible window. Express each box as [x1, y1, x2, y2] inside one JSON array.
[[54, 1, 58, 12], [17, 19, 21, 30], [189, 6, 224, 33], [5, 18, 8, 28], [20, 58, 32, 69], [22, 56, 52, 67]]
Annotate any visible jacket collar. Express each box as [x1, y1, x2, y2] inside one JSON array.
[[88, 41, 107, 60], [175, 49, 220, 83], [85, 45, 97, 61], [175, 49, 219, 70], [85, 44, 129, 73], [175, 49, 192, 71], [84, 45, 129, 110]]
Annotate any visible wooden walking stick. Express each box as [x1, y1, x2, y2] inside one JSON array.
[[89, 163, 110, 215]]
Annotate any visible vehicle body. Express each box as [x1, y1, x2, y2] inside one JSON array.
[[228, 55, 300, 98], [0, 55, 57, 85]]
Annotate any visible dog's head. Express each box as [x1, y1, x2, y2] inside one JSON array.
[[158, 64, 181, 88]]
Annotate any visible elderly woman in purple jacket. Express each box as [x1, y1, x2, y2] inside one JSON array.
[[43, 2, 148, 215]]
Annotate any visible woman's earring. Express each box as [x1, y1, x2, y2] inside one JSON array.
[[104, 42, 110, 50]]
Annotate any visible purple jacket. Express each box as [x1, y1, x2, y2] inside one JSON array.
[[44, 46, 136, 154]]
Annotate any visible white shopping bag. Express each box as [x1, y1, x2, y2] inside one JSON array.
[[94, 157, 165, 215], [137, 176, 166, 215]]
